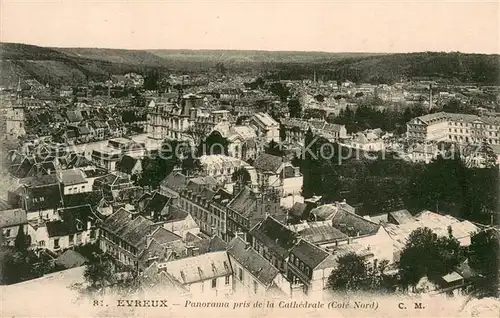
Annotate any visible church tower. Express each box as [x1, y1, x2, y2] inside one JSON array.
[[5, 78, 26, 139]]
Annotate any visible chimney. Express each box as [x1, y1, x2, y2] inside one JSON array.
[[192, 247, 200, 256], [146, 228, 153, 247], [236, 231, 247, 242]]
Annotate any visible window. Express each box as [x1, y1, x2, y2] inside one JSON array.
[[253, 280, 258, 294], [212, 278, 217, 288], [39, 240, 45, 247], [5, 229, 11, 237], [238, 268, 243, 281], [69, 234, 75, 245], [54, 239, 60, 249], [90, 229, 96, 239], [225, 275, 230, 285]]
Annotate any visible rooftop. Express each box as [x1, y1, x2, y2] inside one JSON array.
[[157, 251, 231, 285], [59, 169, 87, 186], [227, 237, 280, 287]]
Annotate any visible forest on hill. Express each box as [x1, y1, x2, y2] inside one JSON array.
[[1, 42, 499, 87]]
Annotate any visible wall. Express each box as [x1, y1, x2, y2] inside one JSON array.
[[63, 183, 90, 195], [185, 275, 233, 297], [230, 255, 270, 297], [282, 176, 303, 197]]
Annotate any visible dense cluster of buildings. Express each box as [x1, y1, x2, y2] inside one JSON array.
[[1, 72, 497, 299]]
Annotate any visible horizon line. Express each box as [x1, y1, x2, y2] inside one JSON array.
[[1, 41, 499, 56]]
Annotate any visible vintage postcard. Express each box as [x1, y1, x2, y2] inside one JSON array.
[[0, 0, 499, 317]]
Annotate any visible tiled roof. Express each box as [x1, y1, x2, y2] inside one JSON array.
[[227, 237, 279, 287], [101, 208, 154, 247], [252, 112, 279, 127], [388, 209, 413, 225], [150, 227, 182, 245], [59, 169, 87, 186], [227, 187, 256, 216], [143, 191, 170, 216], [0, 208, 27, 228], [158, 251, 232, 284], [252, 153, 283, 173], [290, 221, 348, 244], [24, 183, 62, 212], [249, 216, 297, 258], [62, 191, 103, 209], [331, 208, 380, 237], [289, 239, 329, 269], [160, 172, 188, 193], [116, 155, 138, 175], [289, 202, 307, 217]]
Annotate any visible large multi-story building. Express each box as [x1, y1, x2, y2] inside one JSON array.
[[406, 112, 500, 145], [147, 94, 229, 141], [281, 118, 347, 145]]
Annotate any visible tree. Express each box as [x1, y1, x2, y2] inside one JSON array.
[[231, 167, 251, 184], [288, 98, 302, 118], [143, 69, 160, 91], [327, 253, 370, 291], [83, 257, 116, 289], [181, 150, 201, 177], [398, 227, 461, 289], [265, 140, 284, 157], [185, 123, 212, 147], [198, 131, 229, 156], [14, 225, 30, 252], [468, 229, 499, 297]]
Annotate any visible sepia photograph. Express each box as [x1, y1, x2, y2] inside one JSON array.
[[0, 0, 499, 317]]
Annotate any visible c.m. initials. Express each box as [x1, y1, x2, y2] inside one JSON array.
[[414, 302, 424, 309]]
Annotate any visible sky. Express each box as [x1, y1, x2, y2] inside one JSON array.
[[0, 0, 499, 54]]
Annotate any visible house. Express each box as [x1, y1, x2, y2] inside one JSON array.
[[92, 173, 137, 203], [249, 112, 280, 143], [34, 204, 99, 252], [349, 131, 385, 152], [116, 155, 142, 180], [15, 175, 63, 221], [179, 180, 217, 236], [252, 153, 303, 197], [77, 126, 91, 143], [226, 186, 282, 242], [58, 169, 91, 195], [161, 206, 200, 240], [309, 201, 356, 221], [99, 208, 183, 270], [384, 210, 480, 262], [281, 118, 347, 145], [0, 208, 28, 246], [227, 237, 288, 297], [159, 171, 188, 201], [66, 110, 84, 124], [156, 251, 233, 297], [410, 144, 439, 164], [249, 216, 298, 273], [211, 121, 259, 161], [198, 155, 253, 185], [91, 147, 121, 171], [89, 121, 108, 140], [286, 239, 338, 296], [141, 191, 171, 221]]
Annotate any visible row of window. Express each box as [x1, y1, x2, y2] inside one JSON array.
[[101, 230, 138, 255], [450, 122, 498, 129], [449, 128, 499, 137], [289, 254, 312, 277]]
